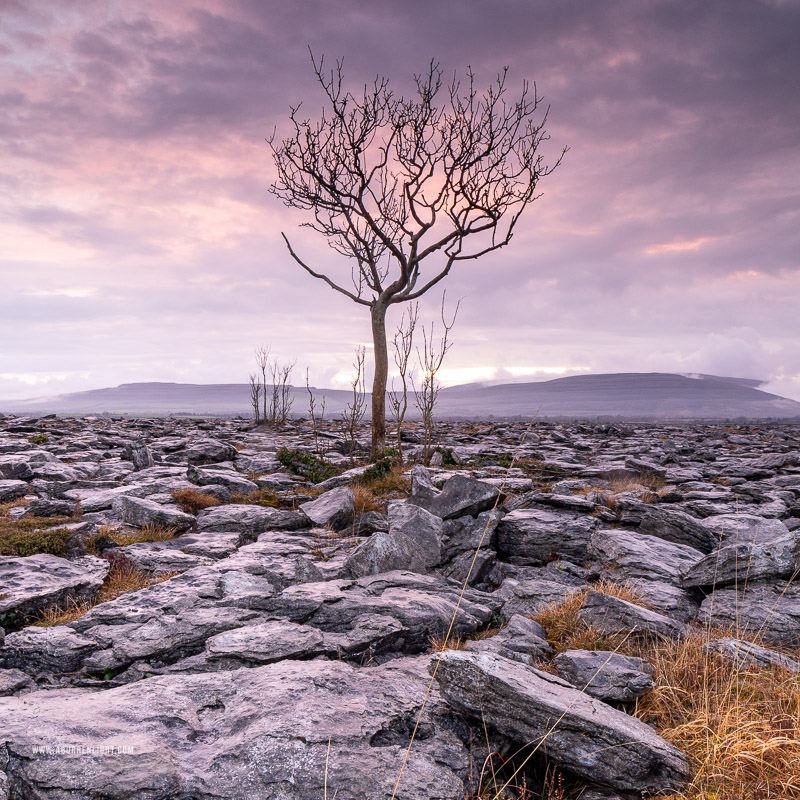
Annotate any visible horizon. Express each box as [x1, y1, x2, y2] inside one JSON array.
[[1, 369, 774, 401], [2, 1, 799, 402]]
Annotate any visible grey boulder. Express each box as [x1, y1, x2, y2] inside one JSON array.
[[588, 528, 704, 586], [682, 531, 800, 588], [433, 650, 689, 795], [0, 554, 109, 629], [409, 474, 499, 519], [112, 495, 195, 532], [578, 589, 690, 641], [0, 479, 27, 502], [496, 506, 598, 565], [638, 506, 716, 553], [553, 649, 655, 702], [698, 583, 800, 645], [0, 658, 472, 800], [299, 486, 355, 530]]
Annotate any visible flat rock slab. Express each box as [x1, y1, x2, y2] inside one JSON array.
[[554, 649, 655, 702], [0, 658, 470, 800], [0, 625, 99, 675], [433, 650, 689, 795], [195, 504, 307, 534], [409, 474, 500, 519], [496, 506, 598, 565], [111, 495, 195, 532], [682, 532, 800, 588], [260, 571, 501, 652], [0, 554, 109, 629], [699, 582, 800, 645], [116, 542, 214, 574], [588, 528, 704, 585], [579, 589, 690, 641]]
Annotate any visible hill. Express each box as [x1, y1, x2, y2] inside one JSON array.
[[2, 373, 799, 419]]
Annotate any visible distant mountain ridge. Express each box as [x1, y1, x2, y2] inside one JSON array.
[[2, 372, 799, 419]]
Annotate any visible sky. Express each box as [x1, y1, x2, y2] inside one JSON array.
[[1, 0, 799, 403]]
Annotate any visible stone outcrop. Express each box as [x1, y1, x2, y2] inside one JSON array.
[[433, 650, 690, 795], [1, 412, 798, 799]]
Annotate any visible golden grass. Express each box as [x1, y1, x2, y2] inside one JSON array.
[[34, 556, 177, 627], [640, 634, 800, 800], [533, 583, 800, 799], [354, 462, 412, 498], [429, 633, 467, 652], [231, 486, 281, 507], [352, 484, 387, 515], [171, 487, 223, 514], [0, 499, 80, 557], [88, 524, 176, 550]]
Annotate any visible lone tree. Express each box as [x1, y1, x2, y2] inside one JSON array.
[[269, 54, 565, 458]]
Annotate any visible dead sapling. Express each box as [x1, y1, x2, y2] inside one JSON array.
[[413, 296, 459, 466], [306, 367, 327, 457], [249, 372, 262, 424], [341, 345, 367, 462], [254, 343, 271, 425]]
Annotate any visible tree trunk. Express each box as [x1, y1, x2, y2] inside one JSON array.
[[370, 301, 388, 459]]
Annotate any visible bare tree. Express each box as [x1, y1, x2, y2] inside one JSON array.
[[306, 368, 326, 457], [269, 53, 565, 457], [277, 358, 296, 426], [249, 372, 262, 423], [388, 302, 418, 463], [254, 344, 271, 424], [341, 346, 367, 461], [267, 357, 296, 427], [413, 297, 459, 466]]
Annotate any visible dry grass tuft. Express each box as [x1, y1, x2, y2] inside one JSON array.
[[231, 486, 281, 507], [532, 583, 800, 799], [171, 488, 223, 514], [34, 597, 93, 627], [352, 484, 386, 515], [35, 555, 177, 626], [636, 632, 800, 800], [96, 555, 176, 603], [429, 633, 467, 652], [469, 623, 508, 642], [88, 524, 176, 549], [355, 462, 412, 499], [0, 499, 79, 557]]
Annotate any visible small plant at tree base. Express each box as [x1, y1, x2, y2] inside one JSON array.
[[360, 457, 393, 483]]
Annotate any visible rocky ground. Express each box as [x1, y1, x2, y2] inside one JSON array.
[[1, 412, 799, 799]]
